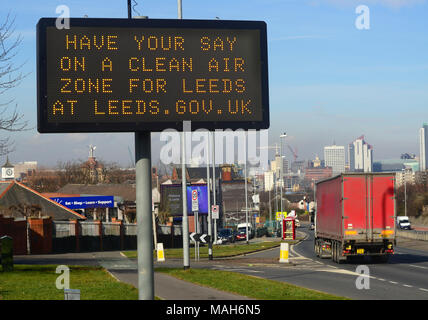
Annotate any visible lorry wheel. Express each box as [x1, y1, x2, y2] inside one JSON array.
[[334, 242, 339, 263], [337, 243, 345, 264], [332, 241, 336, 262]]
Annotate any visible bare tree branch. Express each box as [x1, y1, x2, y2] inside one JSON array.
[[0, 12, 30, 156]]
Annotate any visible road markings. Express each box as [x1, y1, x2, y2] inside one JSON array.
[[291, 230, 428, 296], [409, 264, 428, 270], [211, 266, 263, 274]]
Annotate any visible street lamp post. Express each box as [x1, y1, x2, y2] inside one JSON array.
[[403, 169, 407, 217], [244, 131, 249, 244], [279, 133, 287, 215]]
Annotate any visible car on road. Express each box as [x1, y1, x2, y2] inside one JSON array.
[[256, 226, 268, 237], [216, 228, 236, 244], [396, 216, 411, 230], [235, 230, 249, 241]]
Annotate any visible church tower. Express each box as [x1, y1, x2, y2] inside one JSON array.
[[2, 157, 15, 180]]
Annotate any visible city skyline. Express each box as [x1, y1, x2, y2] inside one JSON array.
[[1, 127, 425, 170]]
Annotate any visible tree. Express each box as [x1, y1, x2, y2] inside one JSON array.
[[396, 183, 428, 217], [0, 13, 29, 155], [26, 171, 62, 193]]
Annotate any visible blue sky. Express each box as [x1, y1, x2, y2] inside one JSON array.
[[1, 0, 428, 167]]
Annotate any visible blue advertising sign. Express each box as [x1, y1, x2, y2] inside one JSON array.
[[51, 196, 115, 209], [186, 185, 208, 214]]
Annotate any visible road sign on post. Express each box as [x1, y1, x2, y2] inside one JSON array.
[[211, 205, 219, 220], [190, 233, 210, 243], [192, 189, 199, 212]]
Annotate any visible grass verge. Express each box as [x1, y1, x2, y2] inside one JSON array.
[[156, 267, 348, 300], [122, 240, 297, 259], [0, 265, 138, 300]]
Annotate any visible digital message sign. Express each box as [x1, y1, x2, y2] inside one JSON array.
[[186, 185, 208, 214], [37, 18, 269, 133], [160, 183, 209, 216]]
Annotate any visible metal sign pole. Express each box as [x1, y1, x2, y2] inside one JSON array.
[[128, 3, 154, 301], [191, 189, 199, 261], [135, 131, 154, 300], [182, 131, 190, 269], [196, 210, 199, 261], [245, 131, 249, 244], [207, 131, 213, 260], [212, 132, 217, 243]]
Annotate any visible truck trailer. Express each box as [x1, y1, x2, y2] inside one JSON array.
[[314, 173, 396, 263]]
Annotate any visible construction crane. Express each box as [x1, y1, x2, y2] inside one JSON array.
[[287, 145, 298, 162], [128, 146, 135, 167]]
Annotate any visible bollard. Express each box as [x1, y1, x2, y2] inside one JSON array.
[[64, 289, 81, 300], [279, 242, 289, 263], [1, 236, 13, 272], [157, 242, 165, 262]]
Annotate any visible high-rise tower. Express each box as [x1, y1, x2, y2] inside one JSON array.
[[324, 145, 345, 175], [420, 123, 428, 171], [348, 135, 373, 172]]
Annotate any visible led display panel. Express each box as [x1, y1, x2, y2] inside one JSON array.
[[37, 18, 269, 132]]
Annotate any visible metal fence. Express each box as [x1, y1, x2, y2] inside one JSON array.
[[53, 221, 141, 238], [51, 221, 185, 253], [397, 229, 428, 241], [80, 221, 100, 237]]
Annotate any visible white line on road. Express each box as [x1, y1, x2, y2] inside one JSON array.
[[229, 268, 263, 273], [419, 288, 428, 292], [409, 264, 428, 270], [403, 284, 413, 288], [389, 281, 398, 284]]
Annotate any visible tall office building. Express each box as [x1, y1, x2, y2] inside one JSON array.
[[348, 135, 373, 172], [281, 156, 290, 175], [420, 123, 428, 171], [324, 145, 346, 175]]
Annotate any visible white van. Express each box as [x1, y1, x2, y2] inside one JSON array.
[[396, 216, 411, 230], [236, 223, 254, 240]]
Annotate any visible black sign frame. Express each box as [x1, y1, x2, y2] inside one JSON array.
[[37, 18, 269, 133]]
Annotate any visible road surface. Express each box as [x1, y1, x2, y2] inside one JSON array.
[[208, 225, 428, 299]]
